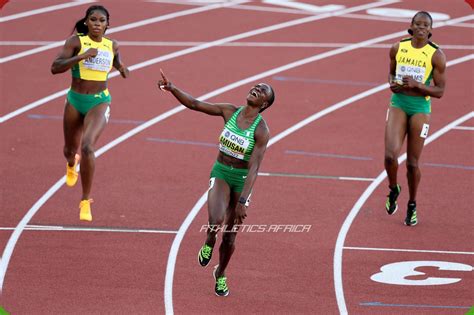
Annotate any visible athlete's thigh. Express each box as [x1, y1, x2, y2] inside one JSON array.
[[63, 101, 83, 148], [407, 113, 430, 160], [208, 177, 231, 222], [385, 106, 408, 154], [82, 102, 110, 145], [223, 191, 240, 227]]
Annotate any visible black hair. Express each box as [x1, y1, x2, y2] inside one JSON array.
[[259, 85, 275, 113], [408, 11, 433, 38], [72, 5, 110, 35]]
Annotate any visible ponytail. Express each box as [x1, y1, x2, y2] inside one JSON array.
[[72, 17, 88, 34]]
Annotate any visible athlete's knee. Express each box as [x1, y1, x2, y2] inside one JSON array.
[[208, 214, 225, 227], [384, 153, 398, 165], [406, 158, 419, 172], [81, 142, 95, 157]]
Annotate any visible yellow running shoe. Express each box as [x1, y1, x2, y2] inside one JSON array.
[[79, 199, 93, 222], [66, 154, 80, 187]]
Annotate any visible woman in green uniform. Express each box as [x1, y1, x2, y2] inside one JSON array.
[[51, 5, 129, 221], [385, 11, 446, 226], [158, 70, 275, 296]]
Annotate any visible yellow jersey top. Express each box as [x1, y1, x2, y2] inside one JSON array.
[[394, 38, 438, 101], [71, 34, 114, 81]]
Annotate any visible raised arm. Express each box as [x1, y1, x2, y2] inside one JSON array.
[[234, 120, 270, 225], [157, 69, 237, 118], [51, 35, 97, 74], [112, 40, 129, 78], [403, 49, 446, 98]]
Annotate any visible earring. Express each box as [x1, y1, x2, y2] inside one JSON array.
[[84, 22, 87, 25]]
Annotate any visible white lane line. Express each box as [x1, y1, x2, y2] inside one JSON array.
[[0, 0, 401, 124], [263, 0, 345, 13], [334, 110, 474, 315], [0, 0, 248, 64], [0, 225, 178, 234], [0, 0, 404, 294], [164, 53, 474, 315], [258, 172, 375, 182], [2, 41, 474, 51], [0, 0, 95, 23], [453, 126, 474, 130], [344, 246, 474, 255], [148, 0, 311, 14]]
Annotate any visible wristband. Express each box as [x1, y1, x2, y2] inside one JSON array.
[[238, 197, 247, 205]]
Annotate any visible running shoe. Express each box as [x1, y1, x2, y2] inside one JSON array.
[[79, 199, 93, 222], [198, 243, 213, 267], [66, 154, 80, 187], [405, 202, 417, 226], [385, 184, 401, 215], [213, 265, 229, 297]]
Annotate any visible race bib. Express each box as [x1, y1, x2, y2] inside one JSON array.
[[395, 64, 426, 83], [83, 49, 113, 72], [218, 128, 250, 160]]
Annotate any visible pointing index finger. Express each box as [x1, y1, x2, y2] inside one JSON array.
[[160, 68, 167, 82]]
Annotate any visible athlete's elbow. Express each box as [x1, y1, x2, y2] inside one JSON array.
[[434, 89, 445, 99], [51, 63, 61, 74]]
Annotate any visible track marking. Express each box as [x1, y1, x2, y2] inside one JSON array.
[[453, 125, 474, 130], [258, 172, 375, 182], [360, 302, 472, 310], [344, 246, 474, 255], [0, 225, 178, 234], [334, 110, 474, 314], [0, 1, 406, 294], [0, 0, 95, 23], [263, 0, 345, 13], [164, 53, 474, 315], [285, 149, 373, 161], [366, 8, 451, 21], [0, 0, 400, 123], [0, 1, 248, 64], [27, 113, 145, 125], [274, 75, 380, 86], [147, 137, 218, 147], [423, 162, 474, 170], [2, 41, 473, 50]]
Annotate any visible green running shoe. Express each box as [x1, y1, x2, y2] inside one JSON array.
[[405, 202, 418, 226], [386, 184, 401, 215], [213, 265, 229, 297], [198, 244, 213, 267]]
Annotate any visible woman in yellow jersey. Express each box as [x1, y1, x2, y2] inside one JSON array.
[[158, 70, 275, 297], [385, 11, 446, 226], [51, 5, 129, 221]]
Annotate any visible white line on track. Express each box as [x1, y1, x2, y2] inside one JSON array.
[[453, 126, 474, 131], [0, 1, 404, 294], [258, 172, 375, 182], [0, 225, 178, 234], [0, 0, 95, 23], [0, 0, 248, 64], [0, 0, 400, 123], [334, 109, 474, 314], [149, 0, 474, 27], [164, 53, 474, 315], [343, 246, 474, 255], [3, 41, 473, 50]]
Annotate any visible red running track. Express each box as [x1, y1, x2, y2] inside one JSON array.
[[0, 1, 473, 314]]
